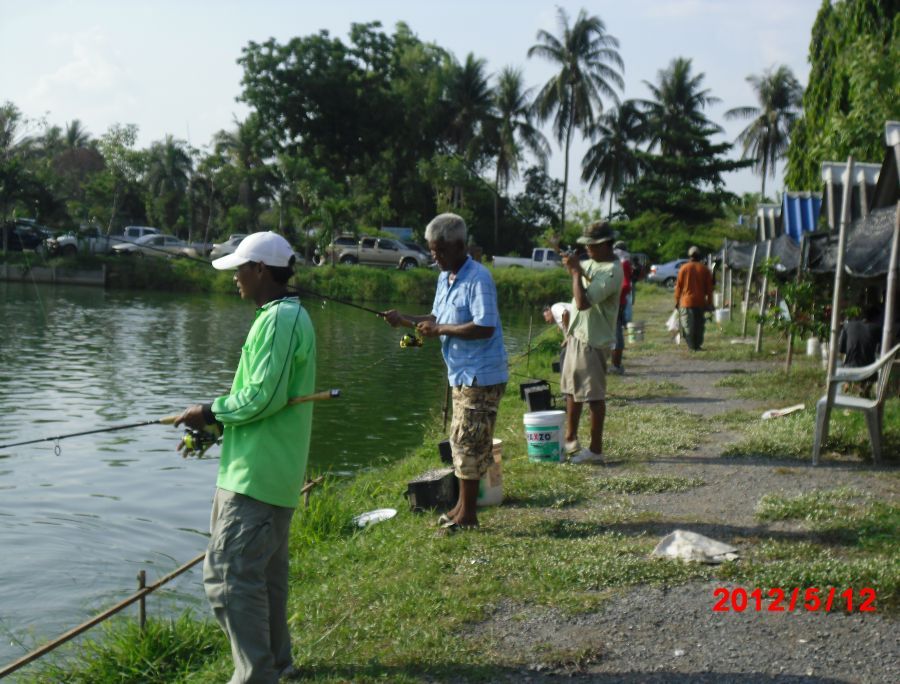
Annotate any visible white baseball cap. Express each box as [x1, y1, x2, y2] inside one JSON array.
[[212, 231, 295, 270]]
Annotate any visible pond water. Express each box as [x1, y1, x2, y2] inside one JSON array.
[[0, 280, 538, 668]]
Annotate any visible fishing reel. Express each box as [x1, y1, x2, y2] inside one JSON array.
[[179, 422, 222, 459], [400, 332, 424, 349]]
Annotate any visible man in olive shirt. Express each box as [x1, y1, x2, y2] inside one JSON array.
[[176, 231, 315, 683], [674, 245, 714, 351], [561, 221, 623, 464]]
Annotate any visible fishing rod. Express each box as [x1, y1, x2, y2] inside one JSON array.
[[0, 389, 341, 451], [288, 285, 385, 317]]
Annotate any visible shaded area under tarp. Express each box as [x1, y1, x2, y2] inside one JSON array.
[[721, 235, 800, 273], [808, 206, 897, 277], [722, 206, 897, 278]]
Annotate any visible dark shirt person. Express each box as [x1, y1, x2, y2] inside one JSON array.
[[839, 306, 882, 367]]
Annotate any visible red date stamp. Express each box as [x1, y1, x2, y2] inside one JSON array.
[[712, 587, 877, 613]]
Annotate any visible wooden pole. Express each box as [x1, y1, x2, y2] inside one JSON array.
[[742, 243, 758, 338], [137, 571, 146, 631], [720, 239, 728, 310], [754, 240, 773, 352], [525, 313, 534, 373]]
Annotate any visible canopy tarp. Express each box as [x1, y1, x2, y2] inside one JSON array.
[[721, 234, 801, 274], [808, 205, 897, 277]]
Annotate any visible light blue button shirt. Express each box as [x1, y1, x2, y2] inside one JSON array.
[[431, 256, 508, 387]]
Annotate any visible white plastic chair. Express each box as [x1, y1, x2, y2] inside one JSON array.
[[812, 343, 900, 465]]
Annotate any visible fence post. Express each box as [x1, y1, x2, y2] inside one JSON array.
[[137, 571, 146, 632]]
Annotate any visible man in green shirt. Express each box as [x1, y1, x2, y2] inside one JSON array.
[[176, 231, 315, 683], [560, 221, 623, 464]]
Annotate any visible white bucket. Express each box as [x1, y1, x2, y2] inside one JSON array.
[[523, 410, 566, 463], [714, 308, 730, 324], [626, 321, 644, 344], [806, 338, 821, 357], [477, 439, 503, 507]]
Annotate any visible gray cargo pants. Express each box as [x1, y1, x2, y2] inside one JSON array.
[[205, 488, 296, 684]]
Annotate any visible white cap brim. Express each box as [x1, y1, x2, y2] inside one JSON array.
[[211, 253, 251, 270]]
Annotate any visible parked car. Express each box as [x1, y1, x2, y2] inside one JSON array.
[[314, 235, 359, 265], [321, 236, 429, 269], [646, 258, 689, 288], [209, 234, 247, 260], [46, 225, 113, 256], [1, 219, 53, 252], [402, 240, 434, 265], [112, 233, 198, 258], [493, 247, 562, 269]]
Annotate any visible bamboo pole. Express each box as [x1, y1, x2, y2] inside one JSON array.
[[137, 570, 146, 631], [754, 240, 773, 352], [742, 243, 758, 338]]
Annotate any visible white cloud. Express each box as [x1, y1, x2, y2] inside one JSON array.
[[21, 27, 136, 130]]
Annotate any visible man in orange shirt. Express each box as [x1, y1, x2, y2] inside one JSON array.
[[674, 245, 714, 350]]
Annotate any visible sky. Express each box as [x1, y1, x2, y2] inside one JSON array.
[[1, 0, 822, 209]]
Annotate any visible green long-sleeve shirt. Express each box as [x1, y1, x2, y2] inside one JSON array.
[[212, 298, 316, 508]]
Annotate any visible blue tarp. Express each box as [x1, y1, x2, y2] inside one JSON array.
[[782, 192, 822, 244]]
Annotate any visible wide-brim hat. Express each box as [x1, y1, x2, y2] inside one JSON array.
[[576, 222, 616, 245], [212, 231, 294, 270]]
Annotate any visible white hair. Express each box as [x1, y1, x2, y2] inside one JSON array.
[[425, 213, 467, 244]]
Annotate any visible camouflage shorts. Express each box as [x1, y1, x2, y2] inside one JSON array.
[[450, 383, 506, 480]]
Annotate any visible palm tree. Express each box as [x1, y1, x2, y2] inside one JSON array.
[[145, 135, 193, 232], [489, 66, 550, 246], [0, 101, 34, 160], [581, 100, 643, 217], [725, 65, 803, 200], [212, 114, 276, 229], [640, 57, 721, 157], [64, 119, 91, 150], [445, 53, 494, 162], [528, 7, 623, 231]]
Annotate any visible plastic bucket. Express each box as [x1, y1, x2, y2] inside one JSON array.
[[477, 439, 503, 507], [714, 308, 730, 324], [523, 410, 566, 463], [626, 321, 644, 344], [806, 338, 820, 357]]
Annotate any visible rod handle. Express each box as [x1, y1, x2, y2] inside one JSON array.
[[288, 389, 341, 405], [158, 415, 179, 425]]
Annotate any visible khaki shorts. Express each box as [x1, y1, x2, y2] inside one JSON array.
[[450, 383, 505, 480], [560, 336, 608, 402]]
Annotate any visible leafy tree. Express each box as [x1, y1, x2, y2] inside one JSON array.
[[785, 0, 899, 189], [528, 7, 623, 232], [725, 65, 803, 200], [620, 58, 749, 223], [581, 100, 643, 217]]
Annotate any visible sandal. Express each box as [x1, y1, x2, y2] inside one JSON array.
[[435, 521, 479, 537], [436, 513, 454, 526]]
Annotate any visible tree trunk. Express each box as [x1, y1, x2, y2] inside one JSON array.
[[760, 155, 768, 202], [493, 165, 501, 250], [561, 100, 575, 233]]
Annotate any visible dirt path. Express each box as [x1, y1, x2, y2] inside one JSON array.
[[475, 350, 899, 684]]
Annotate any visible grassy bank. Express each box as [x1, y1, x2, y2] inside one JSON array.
[[3, 252, 572, 308], [29, 282, 898, 683]]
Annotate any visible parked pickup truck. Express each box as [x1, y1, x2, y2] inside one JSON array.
[[492, 247, 562, 269], [324, 236, 430, 269]]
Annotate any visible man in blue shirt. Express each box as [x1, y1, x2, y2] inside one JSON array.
[[383, 213, 507, 531]]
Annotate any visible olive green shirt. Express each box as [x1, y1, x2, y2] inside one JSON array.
[[212, 298, 316, 508], [567, 259, 623, 349]]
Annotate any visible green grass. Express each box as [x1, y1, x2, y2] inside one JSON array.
[[30, 280, 898, 681], [34, 614, 226, 683], [721, 400, 900, 461], [718, 489, 900, 610]]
